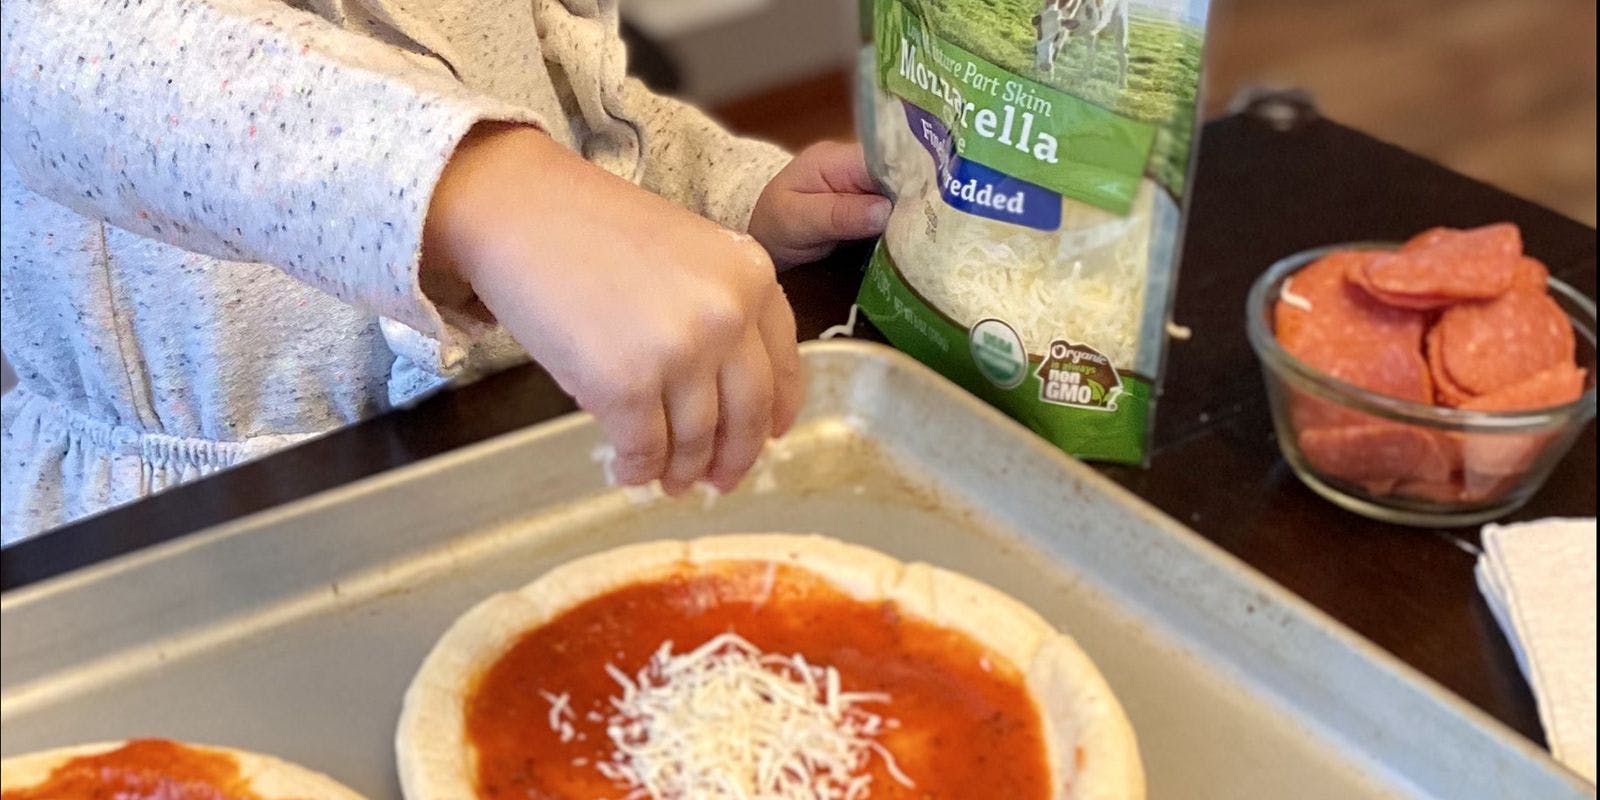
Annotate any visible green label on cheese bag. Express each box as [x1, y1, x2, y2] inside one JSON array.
[[858, 243, 1152, 464], [855, 0, 1207, 467], [874, 0, 1158, 213]]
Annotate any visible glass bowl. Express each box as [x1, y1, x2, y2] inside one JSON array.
[[1246, 243, 1598, 527]]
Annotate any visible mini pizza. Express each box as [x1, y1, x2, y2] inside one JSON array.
[[0, 738, 366, 800], [397, 534, 1143, 800]]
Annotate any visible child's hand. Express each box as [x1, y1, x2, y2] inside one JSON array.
[[748, 142, 891, 268], [424, 124, 803, 495]]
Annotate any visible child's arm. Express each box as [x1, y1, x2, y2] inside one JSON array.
[[0, 0, 534, 351], [1, 0, 799, 493], [618, 79, 792, 235], [619, 80, 889, 268], [423, 124, 801, 495]]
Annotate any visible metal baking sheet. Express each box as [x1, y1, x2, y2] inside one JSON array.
[[2, 341, 1590, 799]]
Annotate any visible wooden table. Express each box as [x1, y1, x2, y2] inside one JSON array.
[[4, 105, 1594, 749]]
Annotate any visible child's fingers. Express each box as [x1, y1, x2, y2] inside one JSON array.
[[707, 329, 776, 492], [759, 288, 804, 437], [661, 377, 720, 495], [808, 141, 879, 195], [595, 395, 670, 486], [790, 191, 892, 245], [856, 195, 893, 236]]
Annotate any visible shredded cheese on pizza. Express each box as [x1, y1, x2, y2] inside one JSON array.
[[546, 632, 912, 799], [540, 690, 579, 744]]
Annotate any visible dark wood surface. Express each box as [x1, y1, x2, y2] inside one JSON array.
[[4, 108, 1595, 749]]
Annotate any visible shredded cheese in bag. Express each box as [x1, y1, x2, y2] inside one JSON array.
[[855, 0, 1209, 465]]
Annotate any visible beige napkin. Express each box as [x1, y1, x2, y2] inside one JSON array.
[[1476, 517, 1597, 783]]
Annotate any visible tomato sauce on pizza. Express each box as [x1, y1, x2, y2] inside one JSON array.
[[464, 561, 1053, 799], [0, 739, 263, 800]]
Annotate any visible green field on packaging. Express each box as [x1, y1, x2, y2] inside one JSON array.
[[903, 0, 1202, 194]]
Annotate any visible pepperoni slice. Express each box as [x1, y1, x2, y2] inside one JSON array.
[[1352, 230, 1544, 310], [1359, 477, 1401, 496], [1450, 366, 1588, 490], [1298, 423, 1454, 486], [1395, 478, 1464, 505], [1274, 251, 1370, 347], [1512, 256, 1551, 293], [1312, 341, 1433, 404], [1401, 227, 1455, 252], [1460, 431, 1556, 485], [1347, 283, 1456, 311], [1347, 259, 1455, 310], [1426, 325, 1477, 406], [1457, 473, 1521, 504], [1397, 473, 1524, 505], [1287, 391, 1366, 434], [1459, 364, 1587, 412], [1276, 251, 1431, 403], [1356, 223, 1522, 303], [1436, 289, 1575, 396]]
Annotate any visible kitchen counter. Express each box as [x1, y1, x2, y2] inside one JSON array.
[[5, 104, 1594, 750]]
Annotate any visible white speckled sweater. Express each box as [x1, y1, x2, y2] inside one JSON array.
[[0, 0, 792, 544]]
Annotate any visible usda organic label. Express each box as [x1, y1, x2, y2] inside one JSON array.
[[969, 318, 1027, 389]]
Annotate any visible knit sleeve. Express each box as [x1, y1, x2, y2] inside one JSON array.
[[0, 0, 542, 359], [619, 78, 791, 233]]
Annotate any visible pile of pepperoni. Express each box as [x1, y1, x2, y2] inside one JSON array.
[[1273, 223, 1588, 504]]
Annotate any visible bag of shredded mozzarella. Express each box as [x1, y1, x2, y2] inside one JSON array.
[[855, 0, 1208, 463]]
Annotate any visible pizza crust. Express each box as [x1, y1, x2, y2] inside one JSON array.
[[887, 561, 1054, 671], [0, 740, 367, 799], [685, 533, 904, 600], [396, 533, 1144, 800], [516, 540, 691, 614], [1030, 638, 1146, 800], [398, 540, 693, 800]]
